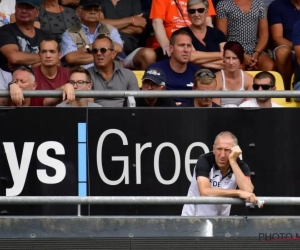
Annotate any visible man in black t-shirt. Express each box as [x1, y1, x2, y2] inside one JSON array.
[[0, 0, 52, 72], [182, 131, 257, 216]]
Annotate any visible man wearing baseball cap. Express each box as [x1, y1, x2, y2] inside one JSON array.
[[125, 67, 176, 107], [0, 0, 52, 72], [61, 0, 125, 69]]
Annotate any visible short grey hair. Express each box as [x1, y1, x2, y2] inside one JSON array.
[[187, 0, 209, 9], [214, 131, 238, 146], [13, 66, 35, 83]]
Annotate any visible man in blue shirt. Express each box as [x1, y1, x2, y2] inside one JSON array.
[[268, 0, 300, 91], [149, 30, 200, 106]]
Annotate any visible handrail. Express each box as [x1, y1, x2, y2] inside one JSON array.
[[0, 196, 297, 205], [0, 90, 299, 98]]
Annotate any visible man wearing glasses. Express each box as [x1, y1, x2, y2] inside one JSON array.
[[125, 67, 176, 107], [183, 69, 220, 107], [61, 0, 123, 69], [57, 67, 101, 107], [239, 71, 282, 108]]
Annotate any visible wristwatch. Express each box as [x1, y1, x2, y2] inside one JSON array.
[[85, 45, 91, 53], [8, 80, 17, 90]]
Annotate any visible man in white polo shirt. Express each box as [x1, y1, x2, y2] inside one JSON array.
[[182, 131, 257, 216], [239, 71, 282, 108]]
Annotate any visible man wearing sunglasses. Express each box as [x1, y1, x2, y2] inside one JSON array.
[[239, 71, 282, 108], [87, 35, 139, 107], [61, 0, 124, 69], [124, 67, 176, 107], [183, 69, 220, 107], [57, 67, 101, 107]]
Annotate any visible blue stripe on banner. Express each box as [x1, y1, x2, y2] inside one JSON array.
[[78, 122, 87, 197], [78, 183, 87, 197], [78, 143, 87, 182], [78, 123, 86, 143]]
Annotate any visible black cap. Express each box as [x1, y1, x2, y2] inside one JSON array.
[[16, 0, 40, 8], [79, 0, 101, 7], [142, 67, 166, 86]]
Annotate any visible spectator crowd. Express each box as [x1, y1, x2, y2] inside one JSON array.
[[0, 0, 299, 108]]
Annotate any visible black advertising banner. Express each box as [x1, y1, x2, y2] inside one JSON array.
[[0, 108, 87, 215], [87, 108, 300, 216], [1, 107, 300, 216]]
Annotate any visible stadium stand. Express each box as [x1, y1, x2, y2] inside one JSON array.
[[134, 70, 300, 107]]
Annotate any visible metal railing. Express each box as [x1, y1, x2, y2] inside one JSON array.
[[0, 90, 300, 98], [0, 196, 298, 205]]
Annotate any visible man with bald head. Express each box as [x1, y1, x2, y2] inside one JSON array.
[[182, 131, 257, 216]]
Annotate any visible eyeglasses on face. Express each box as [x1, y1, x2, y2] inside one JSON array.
[[67, 80, 90, 86], [196, 72, 216, 78], [187, 8, 206, 14], [253, 83, 273, 90], [91, 47, 114, 54]]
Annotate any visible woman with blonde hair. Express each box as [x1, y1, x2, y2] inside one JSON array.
[[180, 0, 227, 71]]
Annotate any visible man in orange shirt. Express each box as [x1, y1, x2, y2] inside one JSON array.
[[150, 0, 216, 61]]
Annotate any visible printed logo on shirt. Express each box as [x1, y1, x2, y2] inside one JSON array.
[[187, 82, 194, 87], [17, 36, 39, 54]]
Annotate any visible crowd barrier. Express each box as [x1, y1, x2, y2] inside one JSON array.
[[0, 100, 299, 248]]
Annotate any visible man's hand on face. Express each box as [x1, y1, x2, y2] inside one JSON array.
[[229, 145, 242, 162]]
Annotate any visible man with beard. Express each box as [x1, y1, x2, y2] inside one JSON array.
[[239, 71, 282, 108], [183, 69, 220, 107]]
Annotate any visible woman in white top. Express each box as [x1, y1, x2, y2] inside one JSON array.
[[213, 41, 253, 107]]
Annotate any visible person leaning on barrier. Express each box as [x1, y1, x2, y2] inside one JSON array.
[[57, 67, 101, 107], [239, 71, 282, 108], [87, 35, 140, 107], [182, 69, 221, 107], [124, 67, 176, 107], [9, 39, 71, 106], [8, 66, 40, 106], [182, 131, 257, 216]]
